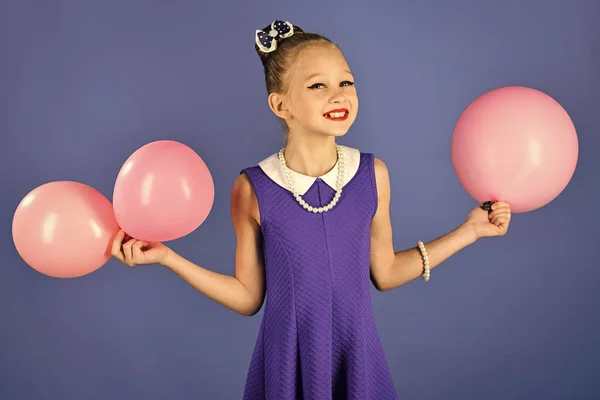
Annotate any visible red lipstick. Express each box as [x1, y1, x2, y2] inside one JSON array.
[[323, 108, 349, 121]]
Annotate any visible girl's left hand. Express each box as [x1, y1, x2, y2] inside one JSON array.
[[465, 201, 512, 239]]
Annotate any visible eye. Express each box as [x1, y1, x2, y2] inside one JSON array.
[[308, 83, 326, 89], [340, 81, 354, 87]]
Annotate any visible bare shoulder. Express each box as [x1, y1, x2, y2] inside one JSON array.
[[373, 157, 391, 194], [231, 173, 261, 225], [373, 157, 388, 174], [232, 173, 253, 199]]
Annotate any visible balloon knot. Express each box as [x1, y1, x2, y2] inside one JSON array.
[[481, 200, 495, 214]]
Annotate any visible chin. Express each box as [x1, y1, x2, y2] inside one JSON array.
[[305, 119, 354, 138], [318, 123, 354, 138], [330, 129, 349, 137], [329, 123, 353, 137], [313, 128, 349, 139]]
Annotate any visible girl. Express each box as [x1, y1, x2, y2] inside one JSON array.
[[111, 19, 512, 400]]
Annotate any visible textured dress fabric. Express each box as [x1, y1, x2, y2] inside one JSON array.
[[240, 146, 398, 399]]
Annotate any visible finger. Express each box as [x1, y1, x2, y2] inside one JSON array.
[[489, 209, 510, 222], [111, 230, 125, 253], [496, 216, 510, 226], [491, 201, 510, 210], [111, 230, 126, 262], [490, 211, 509, 225], [122, 239, 137, 266], [492, 214, 511, 226], [489, 209, 500, 221], [491, 213, 510, 225], [132, 241, 149, 263], [497, 220, 509, 234]]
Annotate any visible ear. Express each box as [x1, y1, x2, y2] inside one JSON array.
[[268, 92, 292, 120]]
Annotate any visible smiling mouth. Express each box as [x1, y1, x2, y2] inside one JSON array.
[[323, 109, 349, 121]]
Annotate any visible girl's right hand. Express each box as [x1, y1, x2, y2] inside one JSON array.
[[111, 230, 170, 267]]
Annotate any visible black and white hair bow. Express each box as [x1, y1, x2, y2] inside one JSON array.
[[255, 20, 294, 53]]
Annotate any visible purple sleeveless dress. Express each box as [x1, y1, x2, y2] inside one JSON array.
[[240, 151, 398, 399]]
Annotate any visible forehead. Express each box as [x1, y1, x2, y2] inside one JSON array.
[[292, 44, 350, 78]]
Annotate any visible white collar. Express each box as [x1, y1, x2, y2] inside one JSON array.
[[258, 145, 361, 195]]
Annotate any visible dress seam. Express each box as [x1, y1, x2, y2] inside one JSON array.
[[317, 180, 336, 394], [266, 220, 301, 398]]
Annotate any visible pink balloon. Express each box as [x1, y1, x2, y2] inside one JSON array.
[[451, 86, 578, 213], [12, 181, 120, 278], [113, 140, 214, 242]]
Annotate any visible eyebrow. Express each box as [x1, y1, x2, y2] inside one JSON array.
[[304, 69, 354, 82]]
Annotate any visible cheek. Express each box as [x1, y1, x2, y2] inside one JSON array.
[[347, 89, 358, 104], [294, 93, 324, 117], [347, 91, 358, 114]]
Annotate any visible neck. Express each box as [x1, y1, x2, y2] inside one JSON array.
[[283, 133, 339, 177]]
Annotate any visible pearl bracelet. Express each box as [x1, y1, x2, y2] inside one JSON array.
[[417, 241, 430, 281]]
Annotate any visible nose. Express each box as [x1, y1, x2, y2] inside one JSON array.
[[328, 89, 347, 104]]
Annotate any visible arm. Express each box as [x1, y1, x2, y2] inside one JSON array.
[[161, 173, 266, 316], [369, 157, 477, 292]]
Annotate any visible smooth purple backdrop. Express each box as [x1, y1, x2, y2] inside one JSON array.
[[2, 1, 599, 399]]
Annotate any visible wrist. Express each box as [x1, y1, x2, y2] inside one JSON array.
[[458, 221, 479, 245], [160, 248, 176, 268]]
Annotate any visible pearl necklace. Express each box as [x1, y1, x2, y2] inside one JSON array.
[[278, 145, 345, 213]]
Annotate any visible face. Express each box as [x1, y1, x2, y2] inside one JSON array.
[[271, 44, 358, 138]]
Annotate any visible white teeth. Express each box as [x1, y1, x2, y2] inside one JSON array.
[[326, 111, 346, 118]]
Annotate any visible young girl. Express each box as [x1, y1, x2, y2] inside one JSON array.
[[111, 19, 512, 400]]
